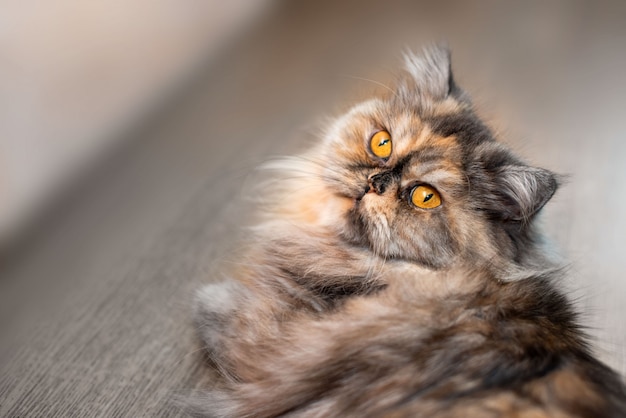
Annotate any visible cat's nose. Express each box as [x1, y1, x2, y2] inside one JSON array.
[[368, 171, 393, 195]]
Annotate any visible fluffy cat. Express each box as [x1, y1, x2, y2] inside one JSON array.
[[191, 47, 626, 417]]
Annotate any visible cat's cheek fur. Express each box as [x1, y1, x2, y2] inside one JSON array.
[[268, 163, 357, 231], [358, 193, 396, 255]]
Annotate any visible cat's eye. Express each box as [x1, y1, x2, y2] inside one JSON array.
[[410, 185, 442, 209], [369, 130, 392, 159]]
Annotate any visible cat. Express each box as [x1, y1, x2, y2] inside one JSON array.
[[190, 47, 626, 417]]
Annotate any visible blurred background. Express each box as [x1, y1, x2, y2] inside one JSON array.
[[1, 1, 625, 416], [0, 0, 272, 245]]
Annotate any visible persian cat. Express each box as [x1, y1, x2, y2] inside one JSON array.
[[191, 47, 626, 417]]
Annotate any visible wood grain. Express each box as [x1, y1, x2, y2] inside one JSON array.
[[2, 1, 625, 415]]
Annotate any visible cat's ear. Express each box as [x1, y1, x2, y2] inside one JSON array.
[[399, 46, 468, 103], [485, 164, 559, 222]]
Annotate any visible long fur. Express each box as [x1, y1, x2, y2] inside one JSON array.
[[191, 46, 626, 417]]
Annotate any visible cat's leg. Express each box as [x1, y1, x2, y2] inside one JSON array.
[[190, 292, 391, 418], [194, 278, 291, 381], [194, 280, 245, 357]]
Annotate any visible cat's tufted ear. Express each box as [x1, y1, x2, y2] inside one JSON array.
[[483, 164, 559, 222], [399, 46, 467, 103]]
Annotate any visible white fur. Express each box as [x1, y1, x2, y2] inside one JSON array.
[[194, 281, 242, 349], [195, 281, 239, 316]]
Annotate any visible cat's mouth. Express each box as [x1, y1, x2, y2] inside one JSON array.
[[341, 186, 381, 249], [354, 184, 370, 202]]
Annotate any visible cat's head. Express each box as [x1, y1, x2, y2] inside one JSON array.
[[278, 47, 557, 271]]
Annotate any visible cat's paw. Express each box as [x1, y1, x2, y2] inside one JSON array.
[[194, 281, 241, 352]]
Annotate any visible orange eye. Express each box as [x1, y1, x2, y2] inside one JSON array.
[[410, 185, 442, 209], [369, 130, 392, 159]]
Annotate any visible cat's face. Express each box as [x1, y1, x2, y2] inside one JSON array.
[[317, 99, 473, 268], [290, 48, 557, 270]]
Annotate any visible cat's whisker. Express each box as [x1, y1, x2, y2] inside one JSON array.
[[173, 345, 214, 369], [259, 157, 345, 181], [341, 74, 398, 98], [221, 260, 271, 269], [277, 154, 354, 177]]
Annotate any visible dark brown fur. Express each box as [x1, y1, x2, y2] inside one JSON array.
[[191, 47, 626, 417]]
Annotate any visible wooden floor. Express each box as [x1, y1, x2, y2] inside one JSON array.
[[1, 1, 625, 416]]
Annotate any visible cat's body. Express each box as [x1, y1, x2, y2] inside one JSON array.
[[192, 47, 626, 417]]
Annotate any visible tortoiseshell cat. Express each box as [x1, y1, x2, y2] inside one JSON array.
[[191, 47, 626, 417]]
